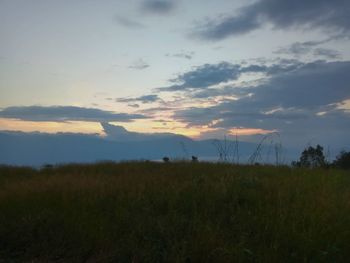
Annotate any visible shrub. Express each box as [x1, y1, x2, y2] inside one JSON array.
[[333, 151, 350, 169]]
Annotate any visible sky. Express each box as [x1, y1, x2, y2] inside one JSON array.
[[0, 0, 350, 148]]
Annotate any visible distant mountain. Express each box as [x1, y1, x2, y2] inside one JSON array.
[[101, 122, 190, 142], [0, 124, 297, 166]]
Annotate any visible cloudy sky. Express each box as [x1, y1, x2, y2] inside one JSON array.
[[0, 0, 349, 148]]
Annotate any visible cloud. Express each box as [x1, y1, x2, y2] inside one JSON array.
[[173, 60, 350, 147], [128, 104, 140, 108], [253, 61, 350, 109], [116, 94, 160, 104], [313, 48, 341, 59], [129, 59, 150, 70], [178, 61, 350, 118], [165, 51, 195, 60], [139, 106, 176, 115], [274, 41, 325, 56], [274, 40, 341, 59], [141, 0, 176, 15], [195, 7, 261, 40], [158, 62, 241, 92], [101, 122, 187, 142], [194, 0, 350, 40], [0, 106, 147, 122], [115, 15, 145, 29], [157, 60, 304, 92], [190, 87, 237, 99]]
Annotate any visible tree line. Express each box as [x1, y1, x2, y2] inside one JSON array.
[[292, 145, 350, 169]]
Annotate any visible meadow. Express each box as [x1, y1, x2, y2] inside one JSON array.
[[0, 162, 349, 262]]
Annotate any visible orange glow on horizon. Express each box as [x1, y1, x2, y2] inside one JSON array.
[[0, 118, 103, 135], [111, 119, 203, 137], [0, 118, 277, 139], [228, 128, 276, 136]]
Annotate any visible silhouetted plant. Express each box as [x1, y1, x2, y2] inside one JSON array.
[[162, 157, 170, 163], [212, 135, 235, 162], [42, 164, 54, 169], [293, 144, 327, 168], [249, 133, 284, 165], [333, 151, 350, 169], [191, 156, 198, 162]]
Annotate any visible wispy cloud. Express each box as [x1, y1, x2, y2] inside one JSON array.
[[274, 40, 341, 59], [115, 15, 145, 29], [274, 41, 326, 56], [313, 48, 341, 59], [116, 94, 160, 104], [141, 0, 177, 15], [165, 51, 195, 60], [129, 59, 150, 70]]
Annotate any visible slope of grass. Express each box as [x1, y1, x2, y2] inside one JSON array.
[[0, 162, 349, 262]]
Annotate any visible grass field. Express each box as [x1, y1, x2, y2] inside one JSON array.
[[0, 162, 349, 262]]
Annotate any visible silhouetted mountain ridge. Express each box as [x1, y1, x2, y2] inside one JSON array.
[[101, 122, 190, 142], [0, 127, 260, 166]]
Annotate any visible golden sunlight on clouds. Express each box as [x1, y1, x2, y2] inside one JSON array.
[[0, 118, 103, 134], [0, 118, 277, 139], [111, 119, 203, 137], [228, 128, 276, 136], [336, 99, 350, 112]]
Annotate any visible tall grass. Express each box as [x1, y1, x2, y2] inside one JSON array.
[[0, 162, 349, 262]]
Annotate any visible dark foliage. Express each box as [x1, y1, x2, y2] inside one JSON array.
[[292, 145, 327, 168], [333, 151, 350, 169]]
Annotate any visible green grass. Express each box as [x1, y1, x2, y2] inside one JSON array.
[[0, 162, 349, 262]]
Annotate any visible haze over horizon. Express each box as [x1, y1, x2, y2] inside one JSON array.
[[1, 0, 350, 150]]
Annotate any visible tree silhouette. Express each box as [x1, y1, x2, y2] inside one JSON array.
[[293, 145, 326, 168], [333, 151, 350, 169]]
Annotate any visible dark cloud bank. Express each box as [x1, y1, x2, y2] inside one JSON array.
[[195, 0, 350, 40], [0, 106, 146, 122], [157, 59, 304, 92], [170, 60, 350, 148], [158, 62, 241, 92]]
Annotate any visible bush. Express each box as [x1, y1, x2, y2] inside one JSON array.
[[333, 151, 350, 169]]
